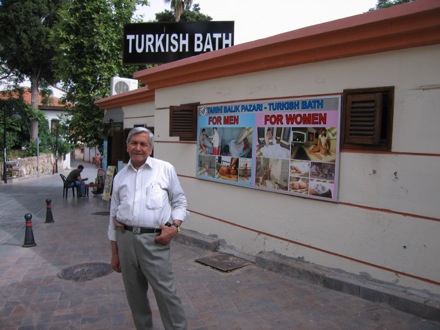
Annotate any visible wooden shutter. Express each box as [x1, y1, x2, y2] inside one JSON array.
[[170, 105, 197, 141], [344, 92, 382, 145]]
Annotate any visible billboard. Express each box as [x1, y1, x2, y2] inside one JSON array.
[[123, 22, 234, 64], [196, 95, 341, 202]]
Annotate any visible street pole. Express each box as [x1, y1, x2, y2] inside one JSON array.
[[36, 137, 40, 178], [3, 107, 7, 184], [55, 124, 59, 173]]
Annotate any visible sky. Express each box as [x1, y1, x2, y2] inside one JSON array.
[[136, 0, 379, 44]]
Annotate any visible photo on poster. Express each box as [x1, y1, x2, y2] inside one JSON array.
[[198, 127, 253, 158], [197, 155, 216, 178], [289, 177, 309, 194], [310, 162, 335, 181], [238, 158, 252, 184], [255, 157, 289, 191], [215, 156, 239, 182], [291, 127, 337, 163], [308, 179, 334, 199], [290, 160, 310, 177], [256, 127, 291, 159]]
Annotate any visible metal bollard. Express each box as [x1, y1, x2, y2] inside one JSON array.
[[45, 198, 55, 223], [23, 213, 37, 248]]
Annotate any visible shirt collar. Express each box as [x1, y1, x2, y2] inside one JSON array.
[[128, 157, 153, 171]]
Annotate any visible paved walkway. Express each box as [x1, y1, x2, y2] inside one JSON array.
[[1, 161, 439, 329]]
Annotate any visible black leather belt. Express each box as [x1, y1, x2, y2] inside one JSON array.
[[123, 224, 162, 234]]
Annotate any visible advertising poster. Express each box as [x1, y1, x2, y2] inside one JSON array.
[[196, 96, 341, 201], [102, 166, 116, 202]]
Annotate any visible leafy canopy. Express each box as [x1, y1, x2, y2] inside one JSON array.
[[52, 0, 148, 150], [369, 0, 414, 11], [0, 0, 65, 140]]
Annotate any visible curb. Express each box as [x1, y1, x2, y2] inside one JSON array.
[[177, 229, 440, 322], [175, 228, 219, 251]]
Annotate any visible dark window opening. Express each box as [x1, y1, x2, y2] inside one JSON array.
[[170, 104, 198, 141], [342, 87, 394, 151]]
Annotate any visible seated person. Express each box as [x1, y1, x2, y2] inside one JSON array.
[[310, 128, 331, 157], [66, 165, 88, 197]]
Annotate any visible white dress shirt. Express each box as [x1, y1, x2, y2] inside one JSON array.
[[108, 157, 187, 241]]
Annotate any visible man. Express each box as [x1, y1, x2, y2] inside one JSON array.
[[108, 127, 188, 330], [66, 165, 88, 197], [210, 127, 220, 155]]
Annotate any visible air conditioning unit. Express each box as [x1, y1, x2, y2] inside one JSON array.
[[110, 77, 138, 95]]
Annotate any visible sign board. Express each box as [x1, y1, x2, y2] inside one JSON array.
[[123, 22, 234, 64], [102, 166, 116, 201], [196, 96, 341, 202]]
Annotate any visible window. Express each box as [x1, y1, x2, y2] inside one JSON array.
[[342, 87, 394, 151], [169, 105, 198, 141]]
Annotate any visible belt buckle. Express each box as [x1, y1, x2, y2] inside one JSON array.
[[132, 227, 141, 234]]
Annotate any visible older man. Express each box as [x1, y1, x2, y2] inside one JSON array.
[[108, 127, 188, 329]]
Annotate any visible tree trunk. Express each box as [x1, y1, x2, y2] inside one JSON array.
[[30, 75, 39, 141]]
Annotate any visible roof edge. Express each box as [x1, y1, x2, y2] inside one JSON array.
[[95, 86, 154, 110], [134, 0, 440, 90]]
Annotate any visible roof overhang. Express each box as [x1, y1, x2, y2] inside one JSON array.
[[95, 86, 154, 110], [133, 0, 440, 90]]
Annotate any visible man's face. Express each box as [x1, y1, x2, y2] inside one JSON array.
[[127, 132, 153, 168]]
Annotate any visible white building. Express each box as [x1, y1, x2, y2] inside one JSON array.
[[96, 0, 440, 302]]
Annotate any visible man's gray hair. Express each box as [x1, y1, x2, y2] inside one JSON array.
[[126, 127, 154, 148]]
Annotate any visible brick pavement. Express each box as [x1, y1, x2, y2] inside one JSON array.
[[1, 161, 439, 329]]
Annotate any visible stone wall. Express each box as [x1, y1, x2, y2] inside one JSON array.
[[1, 154, 55, 182]]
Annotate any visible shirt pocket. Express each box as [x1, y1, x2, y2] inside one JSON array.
[[146, 184, 168, 210]]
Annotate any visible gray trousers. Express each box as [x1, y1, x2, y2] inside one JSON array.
[[116, 230, 187, 330]]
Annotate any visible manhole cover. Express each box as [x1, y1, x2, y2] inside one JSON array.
[[58, 262, 112, 282], [91, 211, 110, 216], [195, 253, 250, 272]]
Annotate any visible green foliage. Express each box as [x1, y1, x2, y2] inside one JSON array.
[[0, 97, 74, 161], [0, 99, 24, 156], [0, 0, 63, 83], [52, 0, 148, 149], [0, 0, 65, 140], [163, 0, 193, 22], [156, 4, 212, 22], [369, 0, 414, 11]]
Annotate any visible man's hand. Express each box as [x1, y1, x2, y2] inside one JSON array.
[[155, 224, 178, 245], [111, 254, 121, 273], [110, 241, 121, 272]]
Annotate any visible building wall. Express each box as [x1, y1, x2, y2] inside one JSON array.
[[149, 44, 440, 294], [123, 102, 155, 129]]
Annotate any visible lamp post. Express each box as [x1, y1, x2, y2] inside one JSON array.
[[2, 106, 21, 184], [55, 123, 59, 173], [2, 106, 6, 183]]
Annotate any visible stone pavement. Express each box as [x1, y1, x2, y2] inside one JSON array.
[[0, 161, 439, 329]]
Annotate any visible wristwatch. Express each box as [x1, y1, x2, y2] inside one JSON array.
[[171, 222, 181, 232]]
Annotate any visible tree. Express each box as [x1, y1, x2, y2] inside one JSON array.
[[156, 3, 212, 22], [0, 91, 74, 161], [0, 0, 65, 142], [52, 0, 148, 150], [163, 0, 193, 22], [369, 0, 414, 11]]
